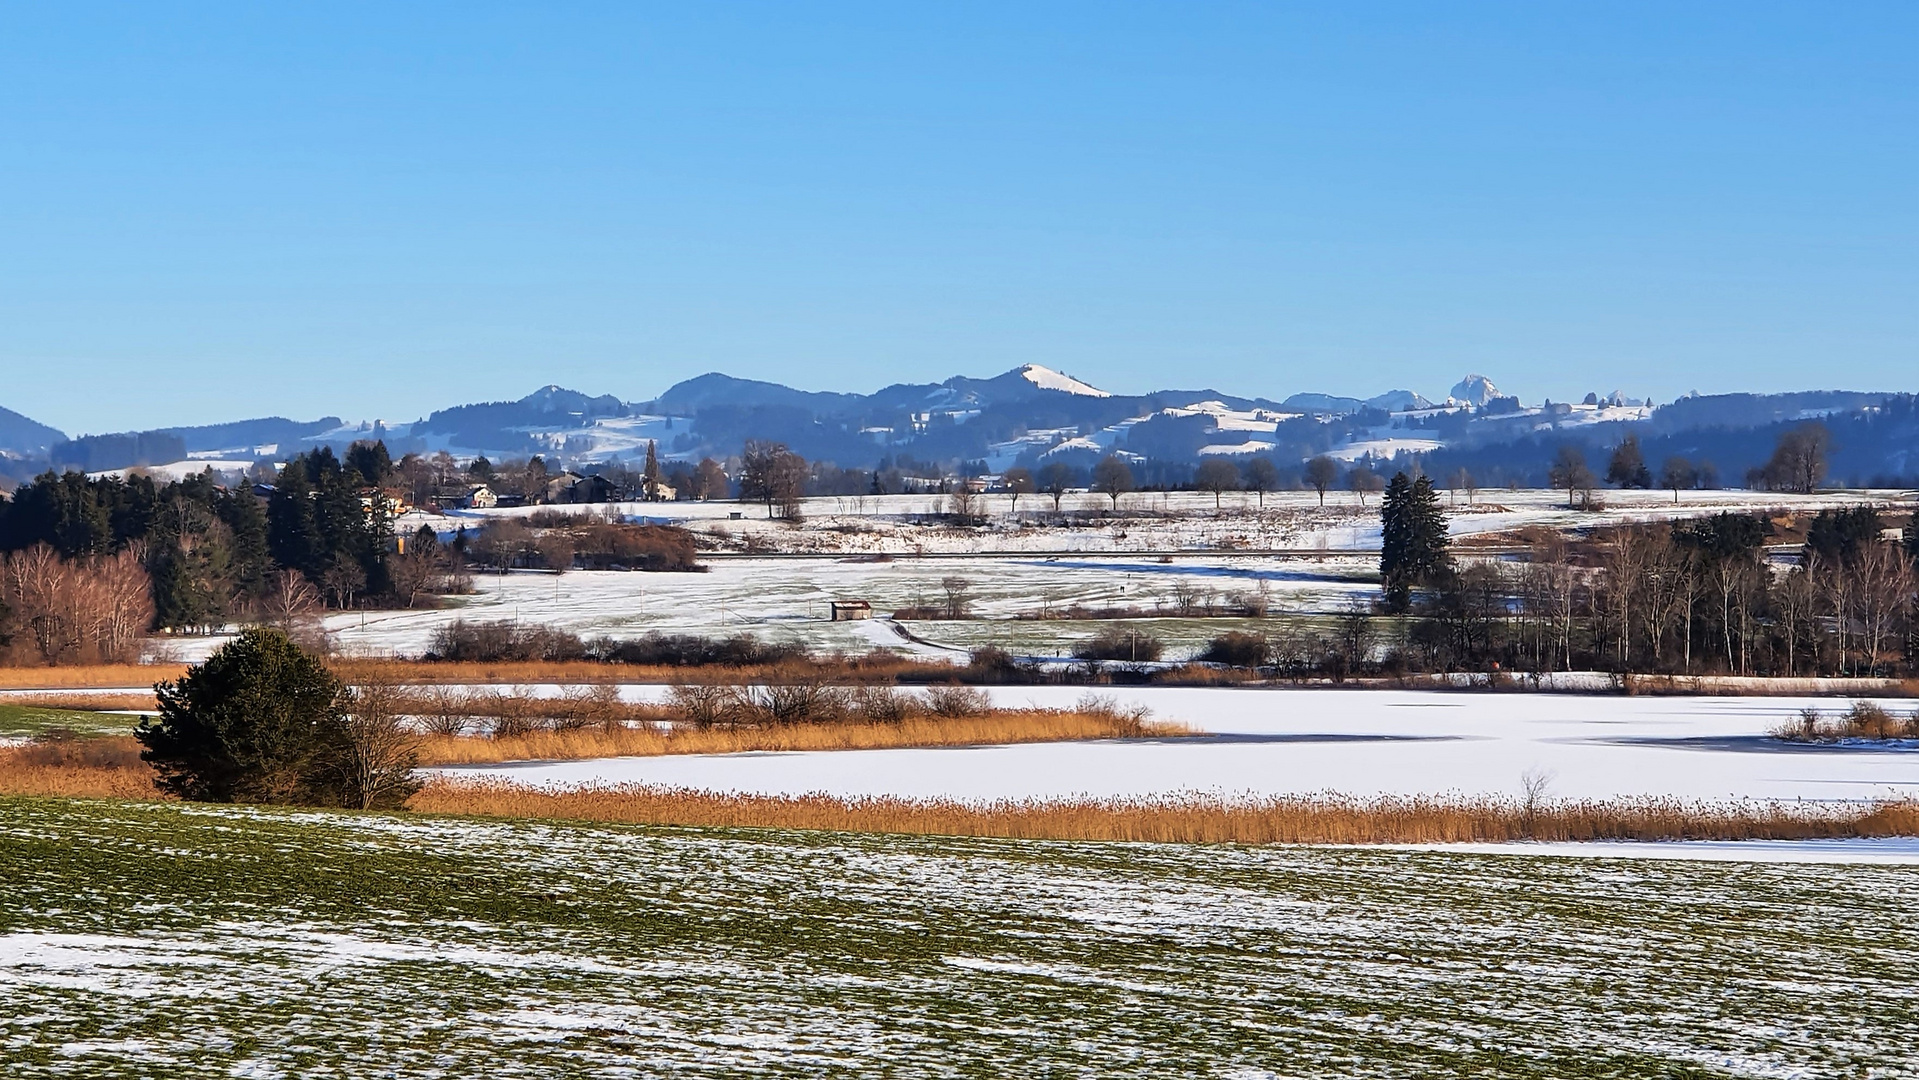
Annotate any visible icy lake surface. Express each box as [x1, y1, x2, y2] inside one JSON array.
[[439, 687, 1919, 805]]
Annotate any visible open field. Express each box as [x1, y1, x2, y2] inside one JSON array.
[[4, 796, 1918, 1077], [441, 687, 1919, 804]]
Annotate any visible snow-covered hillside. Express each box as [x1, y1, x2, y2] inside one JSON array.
[[1018, 364, 1109, 397]]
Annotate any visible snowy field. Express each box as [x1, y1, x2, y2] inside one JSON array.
[[406, 487, 1914, 557], [440, 687, 1919, 806], [142, 487, 1911, 664], [4, 798, 1918, 1077], [158, 554, 1382, 663]]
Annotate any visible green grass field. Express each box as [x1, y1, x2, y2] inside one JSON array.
[[0, 703, 136, 739], [3, 796, 1915, 1077]]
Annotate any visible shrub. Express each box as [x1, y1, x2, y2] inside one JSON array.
[[967, 646, 1025, 681], [428, 620, 586, 662], [1844, 701, 1897, 741], [587, 633, 804, 668], [1072, 692, 1153, 736], [667, 683, 735, 729], [924, 683, 991, 718], [1073, 626, 1165, 663], [851, 684, 922, 723], [1198, 631, 1268, 669], [731, 682, 851, 726]]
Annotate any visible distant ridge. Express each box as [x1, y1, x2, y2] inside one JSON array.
[[0, 404, 65, 458]]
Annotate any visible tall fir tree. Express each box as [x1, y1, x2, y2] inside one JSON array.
[[1380, 472, 1450, 613], [642, 440, 663, 501]]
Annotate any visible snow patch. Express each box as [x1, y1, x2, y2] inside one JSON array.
[[1019, 365, 1110, 398]]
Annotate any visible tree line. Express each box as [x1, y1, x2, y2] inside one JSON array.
[[0, 442, 469, 661], [1372, 478, 1919, 677]]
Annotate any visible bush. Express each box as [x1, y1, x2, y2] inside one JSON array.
[[667, 683, 735, 729], [587, 633, 804, 668], [1073, 626, 1165, 663], [924, 683, 991, 718], [1198, 632, 1268, 668], [730, 682, 851, 726], [1844, 701, 1898, 740], [1072, 692, 1152, 736], [967, 646, 1025, 681], [428, 620, 586, 662], [851, 684, 922, 723]]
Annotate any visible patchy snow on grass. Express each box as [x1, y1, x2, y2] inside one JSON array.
[[6, 799, 1919, 1074]]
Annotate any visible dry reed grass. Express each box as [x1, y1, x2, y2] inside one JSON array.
[[332, 656, 946, 687], [6, 736, 1917, 847], [416, 710, 1184, 765], [0, 736, 161, 800], [411, 780, 1919, 846], [0, 665, 184, 690]]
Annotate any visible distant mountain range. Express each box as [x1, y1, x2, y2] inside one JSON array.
[[3, 365, 1915, 489]]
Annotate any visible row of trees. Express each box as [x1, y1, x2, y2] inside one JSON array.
[[0, 545, 152, 665], [0, 442, 472, 659], [1401, 507, 1919, 677]]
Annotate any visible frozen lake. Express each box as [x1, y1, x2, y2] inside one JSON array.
[[438, 687, 1919, 804]]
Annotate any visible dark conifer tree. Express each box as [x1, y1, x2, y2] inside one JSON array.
[[1380, 472, 1450, 613], [345, 440, 394, 487], [1606, 435, 1653, 488], [137, 628, 349, 804]]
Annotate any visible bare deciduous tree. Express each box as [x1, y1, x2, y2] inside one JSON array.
[[325, 675, 422, 810]]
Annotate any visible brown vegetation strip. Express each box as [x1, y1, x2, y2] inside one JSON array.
[[0, 737, 162, 800], [413, 780, 1919, 846], [415, 711, 1187, 765], [0, 665, 184, 690], [0, 692, 158, 713], [6, 739, 1917, 845]]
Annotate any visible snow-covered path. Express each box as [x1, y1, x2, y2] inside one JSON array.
[[438, 687, 1919, 804]]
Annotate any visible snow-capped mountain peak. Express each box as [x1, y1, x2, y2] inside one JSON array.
[[1019, 364, 1110, 397], [1448, 374, 1501, 407]]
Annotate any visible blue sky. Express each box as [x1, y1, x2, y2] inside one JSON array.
[[1, 2, 1914, 434]]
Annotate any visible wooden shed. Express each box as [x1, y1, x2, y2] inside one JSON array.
[[829, 600, 873, 621]]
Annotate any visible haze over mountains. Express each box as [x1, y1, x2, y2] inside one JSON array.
[[2, 364, 1914, 490]]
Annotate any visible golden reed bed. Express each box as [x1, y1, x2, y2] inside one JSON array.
[[412, 781, 1919, 846], [415, 710, 1179, 765], [5, 737, 1916, 846]]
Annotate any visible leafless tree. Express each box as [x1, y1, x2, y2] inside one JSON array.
[[1038, 463, 1073, 512], [1304, 456, 1338, 507], [1001, 467, 1035, 515], [1091, 455, 1134, 511], [1193, 459, 1240, 509], [940, 576, 975, 620], [325, 675, 422, 809], [262, 569, 324, 636]]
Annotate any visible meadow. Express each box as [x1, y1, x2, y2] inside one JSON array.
[[3, 796, 1917, 1077]]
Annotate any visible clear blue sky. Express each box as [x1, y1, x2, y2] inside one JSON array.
[[2, 2, 1914, 434]]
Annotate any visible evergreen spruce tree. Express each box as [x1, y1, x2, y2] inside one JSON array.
[[267, 463, 321, 578], [1379, 472, 1450, 613], [217, 484, 274, 605], [137, 628, 348, 804], [642, 440, 663, 501]]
